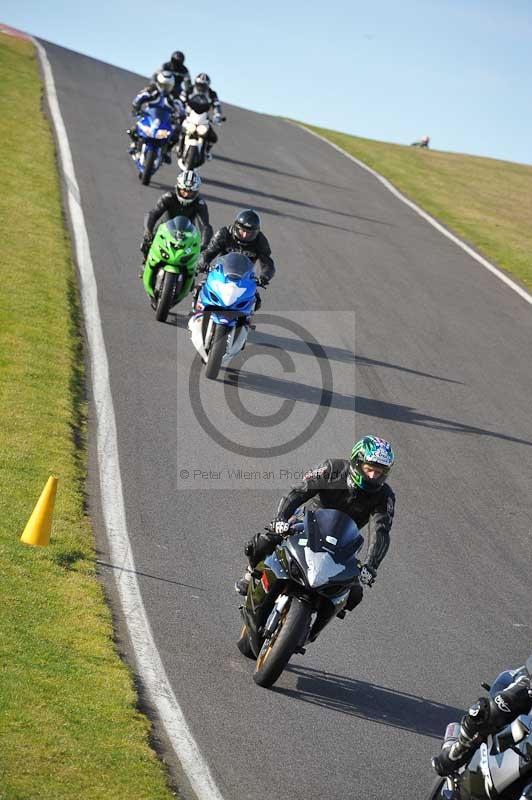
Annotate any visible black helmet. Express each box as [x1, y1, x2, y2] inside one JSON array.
[[171, 51, 185, 67], [194, 72, 211, 91], [232, 209, 260, 243]]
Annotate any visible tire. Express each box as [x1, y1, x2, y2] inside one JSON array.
[[425, 777, 445, 800], [205, 323, 229, 380], [253, 597, 311, 688], [155, 272, 177, 322], [237, 624, 255, 660], [141, 149, 156, 185], [185, 146, 197, 169]]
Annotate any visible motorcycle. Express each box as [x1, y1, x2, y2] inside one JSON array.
[[237, 508, 364, 688], [176, 93, 224, 170], [188, 253, 258, 380], [429, 674, 532, 799], [142, 216, 201, 323], [132, 100, 175, 186]]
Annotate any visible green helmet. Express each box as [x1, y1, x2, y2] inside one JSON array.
[[348, 436, 395, 493], [157, 216, 201, 269]]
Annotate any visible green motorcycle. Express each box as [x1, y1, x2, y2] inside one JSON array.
[[142, 216, 201, 323]]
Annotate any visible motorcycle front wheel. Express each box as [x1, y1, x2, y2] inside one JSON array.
[[205, 323, 229, 380], [253, 597, 311, 688], [141, 149, 156, 186], [425, 777, 448, 799], [237, 624, 255, 660], [155, 272, 177, 322]]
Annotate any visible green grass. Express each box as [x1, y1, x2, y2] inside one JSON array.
[[299, 123, 532, 292], [0, 34, 174, 800]]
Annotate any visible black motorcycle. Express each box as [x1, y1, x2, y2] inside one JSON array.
[[237, 508, 364, 688], [429, 675, 532, 799]]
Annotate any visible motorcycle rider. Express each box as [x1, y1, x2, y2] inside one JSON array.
[[140, 170, 212, 267], [153, 51, 191, 98], [180, 73, 223, 161], [235, 436, 396, 612], [195, 209, 274, 310], [432, 656, 532, 781], [128, 71, 185, 163]]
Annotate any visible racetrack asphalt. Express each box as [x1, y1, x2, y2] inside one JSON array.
[[41, 38, 532, 800]]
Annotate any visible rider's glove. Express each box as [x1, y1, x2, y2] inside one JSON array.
[[432, 740, 475, 777], [360, 564, 377, 587], [270, 520, 291, 536], [131, 106, 139, 117], [140, 235, 153, 256], [197, 258, 208, 273], [258, 275, 270, 288]]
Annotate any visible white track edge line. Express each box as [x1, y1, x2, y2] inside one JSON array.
[[33, 38, 225, 800], [291, 121, 532, 307]]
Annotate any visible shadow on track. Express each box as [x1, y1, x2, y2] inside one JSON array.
[[97, 560, 204, 591], [166, 312, 190, 329], [214, 153, 355, 193], [274, 664, 463, 739], [202, 192, 369, 236], [223, 368, 532, 447], [201, 177, 394, 227], [252, 333, 463, 384]]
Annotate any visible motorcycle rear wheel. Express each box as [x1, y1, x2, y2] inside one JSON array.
[[141, 149, 156, 186], [155, 272, 177, 323], [205, 323, 228, 380], [253, 597, 311, 688]]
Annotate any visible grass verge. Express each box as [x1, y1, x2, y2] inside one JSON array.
[[0, 34, 174, 800], [298, 122, 532, 293]]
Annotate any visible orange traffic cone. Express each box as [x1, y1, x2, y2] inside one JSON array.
[[20, 476, 58, 546]]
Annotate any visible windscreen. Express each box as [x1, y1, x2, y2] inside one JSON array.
[[165, 216, 196, 237], [217, 252, 254, 279], [188, 93, 211, 114], [310, 508, 362, 552]]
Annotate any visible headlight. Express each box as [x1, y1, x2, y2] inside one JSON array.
[[184, 121, 196, 133], [197, 124, 209, 136], [156, 129, 170, 139], [138, 123, 152, 135]]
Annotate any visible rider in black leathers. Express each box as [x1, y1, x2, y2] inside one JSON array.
[[153, 51, 191, 98], [198, 209, 275, 285], [235, 436, 396, 610], [433, 656, 532, 784], [140, 170, 212, 264]]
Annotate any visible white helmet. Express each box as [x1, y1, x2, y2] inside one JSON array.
[[176, 170, 201, 204], [155, 70, 175, 95]]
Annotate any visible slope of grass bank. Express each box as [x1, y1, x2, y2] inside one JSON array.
[[300, 123, 532, 293], [0, 34, 173, 800]]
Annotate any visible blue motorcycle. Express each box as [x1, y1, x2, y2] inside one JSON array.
[[187, 253, 258, 380], [131, 101, 175, 186]]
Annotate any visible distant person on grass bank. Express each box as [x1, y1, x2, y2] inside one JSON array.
[[411, 135, 430, 148]]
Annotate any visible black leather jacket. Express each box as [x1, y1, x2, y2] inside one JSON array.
[[201, 226, 275, 281], [144, 193, 212, 249], [276, 458, 396, 570]]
